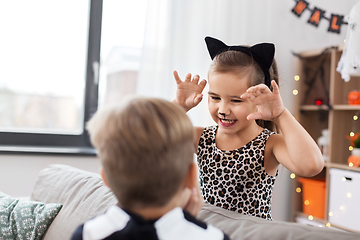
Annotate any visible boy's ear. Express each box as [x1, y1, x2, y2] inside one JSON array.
[[100, 167, 110, 187], [185, 162, 198, 189]]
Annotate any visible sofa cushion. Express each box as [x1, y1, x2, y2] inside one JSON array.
[[0, 191, 62, 240], [30, 164, 117, 240], [198, 203, 360, 240]]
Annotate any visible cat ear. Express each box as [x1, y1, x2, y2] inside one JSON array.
[[250, 43, 275, 71], [250, 43, 275, 87], [205, 36, 229, 60]]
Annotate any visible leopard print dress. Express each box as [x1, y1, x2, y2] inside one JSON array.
[[197, 125, 277, 220]]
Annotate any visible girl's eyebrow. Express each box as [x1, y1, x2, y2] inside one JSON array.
[[208, 91, 243, 99], [230, 95, 242, 99]]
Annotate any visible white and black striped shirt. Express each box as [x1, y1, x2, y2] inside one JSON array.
[[71, 206, 230, 240]]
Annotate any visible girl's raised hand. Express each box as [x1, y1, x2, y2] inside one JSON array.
[[241, 80, 285, 121], [173, 70, 207, 112]]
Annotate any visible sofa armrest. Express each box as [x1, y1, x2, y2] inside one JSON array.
[[30, 164, 118, 240]]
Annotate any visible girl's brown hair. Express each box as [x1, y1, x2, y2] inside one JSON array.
[[209, 50, 279, 132]]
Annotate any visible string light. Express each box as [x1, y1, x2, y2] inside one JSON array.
[[294, 75, 300, 81], [349, 146, 354, 151], [296, 187, 302, 193], [290, 173, 296, 179], [349, 162, 354, 167], [293, 89, 299, 95], [315, 99, 323, 105], [342, 177, 347, 182], [308, 215, 314, 220], [328, 212, 333, 216], [304, 200, 309, 205], [350, 132, 355, 137], [347, 193, 352, 198], [326, 223, 331, 227], [353, 115, 358, 121]]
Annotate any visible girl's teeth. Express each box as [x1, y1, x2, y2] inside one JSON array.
[[222, 119, 235, 123]]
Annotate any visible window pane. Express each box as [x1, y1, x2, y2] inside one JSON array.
[[0, 1, 90, 134], [99, 0, 147, 107]]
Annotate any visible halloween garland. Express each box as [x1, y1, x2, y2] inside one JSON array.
[[291, 0, 348, 34]]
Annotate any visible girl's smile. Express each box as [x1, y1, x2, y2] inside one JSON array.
[[218, 118, 237, 127]]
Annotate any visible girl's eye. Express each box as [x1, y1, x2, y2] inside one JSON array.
[[232, 99, 242, 103], [211, 96, 220, 100]]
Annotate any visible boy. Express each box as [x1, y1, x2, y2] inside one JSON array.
[[71, 97, 230, 240]]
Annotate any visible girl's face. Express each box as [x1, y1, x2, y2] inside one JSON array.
[[208, 72, 258, 134]]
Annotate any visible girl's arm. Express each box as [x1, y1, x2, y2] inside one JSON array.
[[173, 70, 207, 112], [270, 109, 324, 176], [241, 81, 324, 177]]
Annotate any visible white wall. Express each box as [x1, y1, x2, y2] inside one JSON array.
[[0, 154, 101, 197]]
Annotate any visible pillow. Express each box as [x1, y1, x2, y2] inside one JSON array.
[[0, 191, 62, 240]]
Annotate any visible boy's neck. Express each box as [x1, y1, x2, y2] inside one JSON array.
[[128, 205, 176, 220], [122, 192, 183, 221]]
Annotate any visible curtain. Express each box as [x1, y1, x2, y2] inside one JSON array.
[[137, 0, 261, 127]]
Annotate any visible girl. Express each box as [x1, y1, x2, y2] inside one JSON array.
[[173, 36, 324, 220]]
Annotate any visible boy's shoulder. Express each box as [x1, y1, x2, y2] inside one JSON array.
[[71, 206, 230, 240], [156, 207, 228, 239]]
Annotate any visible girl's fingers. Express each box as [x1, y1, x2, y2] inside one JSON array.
[[174, 71, 205, 89], [241, 92, 256, 102], [173, 70, 182, 84], [271, 80, 279, 94], [258, 85, 268, 93], [242, 83, 273, 99], [240, 92, 251, 99], [198, 79, 207, 90], [247, 112, 263, 121], [246, 84, 269, 93], [193, 75, 200, 84], [184, 73, 192, 82], [194, 94, 203, 106]]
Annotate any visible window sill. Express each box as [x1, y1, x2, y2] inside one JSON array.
[[0, 145, 97, 156]]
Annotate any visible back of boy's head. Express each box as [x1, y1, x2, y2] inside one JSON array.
[[86, 97, 195, 209], [208, 50, 279, 132]]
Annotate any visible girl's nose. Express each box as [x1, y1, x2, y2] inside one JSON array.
[[218, 104, 230, 117]]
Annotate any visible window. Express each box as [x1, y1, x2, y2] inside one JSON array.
[[98, 0, 147, 108], [0, 0, 102, 154]]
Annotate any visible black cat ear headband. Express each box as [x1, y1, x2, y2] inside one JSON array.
[[205, 36, 275, 88]]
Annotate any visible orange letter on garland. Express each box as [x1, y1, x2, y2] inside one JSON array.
[[294, 1, 307, 15], [309, 11, 320, 24], [331, 17, 339, 30]]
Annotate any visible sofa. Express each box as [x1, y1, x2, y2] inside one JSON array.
[[3, 164, 360, 240]]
